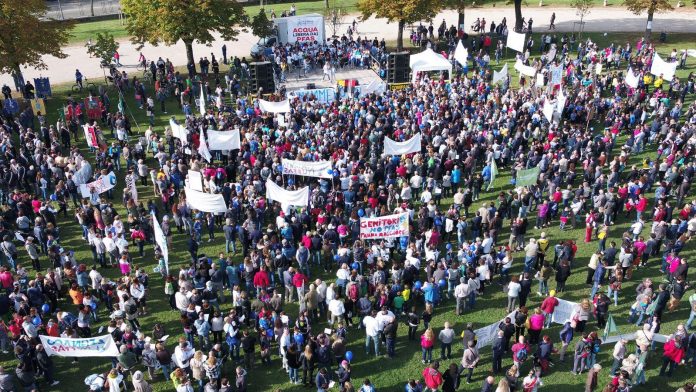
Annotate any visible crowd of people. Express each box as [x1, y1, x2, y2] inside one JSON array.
[[0, 8, 695, 392]]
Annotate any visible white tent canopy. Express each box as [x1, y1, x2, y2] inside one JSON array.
[[409, 48, 452, 82]]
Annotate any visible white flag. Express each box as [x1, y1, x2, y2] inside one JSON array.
[[492, 63, 508, 84], [556, 88, 566, 116], [543, 99, 555, 122], [506, 31, 526, 52], [199, 85, 206, 116], [152, 212, 168, 274], [454, 40, 468, 66], [625, 68, 639, 88], [198, 128, 212, 162]]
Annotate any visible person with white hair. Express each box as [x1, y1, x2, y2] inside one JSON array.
[[132, 370, 152, 392]]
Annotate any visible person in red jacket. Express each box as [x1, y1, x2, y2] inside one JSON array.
[[635, 194, 648, 222], [252, 266, 270, 298], [659, 335, 686, 377], [541, 290, 559, 328], [422, 361, 443, 391], [292, 270, 309, 302]]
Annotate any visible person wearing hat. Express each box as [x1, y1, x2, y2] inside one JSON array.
[[540, 290, 559, 328], [132, 370, 152, 392]]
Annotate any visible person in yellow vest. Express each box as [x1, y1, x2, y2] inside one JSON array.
[[654, 74, 664, 91], [537, 232, 550, 268]]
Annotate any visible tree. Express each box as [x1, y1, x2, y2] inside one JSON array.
[[251, 9, 274, 38], [570, 0, 593, 39], [511, 0, 524, 32], [87, 32, 120, 66], [624, 0, 673, 40], [445, 0, 470, 31], [0, 0, 73, 91], [121, 0, 248, 72], [325, 6, 347, 38], [358, 0, 442, 51]]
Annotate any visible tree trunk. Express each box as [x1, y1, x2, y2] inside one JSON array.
[[514, 0, 523, 32], [90, 0, 95, 16], [644, 4, 655, 41], [397, 20, 405, 51], [458, 9, 465, 31], [324, 0, 329, 8], [185, 40, 196, 75]]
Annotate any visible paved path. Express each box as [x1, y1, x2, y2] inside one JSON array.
[[5, 7, 696, 87]]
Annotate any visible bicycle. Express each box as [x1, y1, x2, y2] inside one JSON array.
[[72, 79, 97, 93]]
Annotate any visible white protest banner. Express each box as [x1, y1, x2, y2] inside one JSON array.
[[286, 14, 324, 44], [595, 63, 603, 75], [550, 65, 563, 85], [515, 60, 537, 77], [152, 212, 168, 274], [625, 68, 640, 88], [184, 187, 228, 213], [492, 63, 508, 84], [265, 179, 309, 213], [199, 85, 206, 116], [169, 119, 189, 145], [359, 212, 410, 240], [198, 128, 212, 163], [454, 40, 468, 66], [543, 99, 555, 122], [259, 99, 291, 113], [40, 335, 119, 357], [282, 159, 333, 179], [506, 31, 526, 52], [383, 133, 421, 156], [688, 49, 696, 58], [187, 170, 204, 192], [125, 174, 138, 202], [475, 311, 517, 349], [289, 88, 336, 104], [72, 161, 92, 186], [80, 171, 117, 198], [206, 129, 241, 151], [650, 53, 677, 81], [551, 298, 579, 324]]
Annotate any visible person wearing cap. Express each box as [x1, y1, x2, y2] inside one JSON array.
[[540, 290, 559, 328]]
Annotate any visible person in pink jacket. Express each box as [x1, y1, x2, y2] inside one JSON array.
[[527, 308, 546, 345]]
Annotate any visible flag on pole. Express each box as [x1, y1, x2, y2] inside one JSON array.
[[151, 212, 168, 275], [492, 63, 508, 84], [454, 40, 468, 67], [198, 127, 212, 162], [603, 313, 618, 341], [118, 93, 125, 114], [199, 85, 206, 116], [487, 159, 498, 191]]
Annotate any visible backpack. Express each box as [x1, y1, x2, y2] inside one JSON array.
[[516, 347, 528, 362], [127, 302, 137, 315], [592, 341, 601, 354]]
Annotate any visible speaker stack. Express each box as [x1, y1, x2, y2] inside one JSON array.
[[249, 61, 275, 93], [387, 52, 410, 84]]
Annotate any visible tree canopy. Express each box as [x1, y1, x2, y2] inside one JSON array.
[[624, 0, 673, 14], [358, 0, 441, 50], [250, 9, 274, 39], [87, 32, 120, 66], [121, 0, 248, 68], [0, 0, 73, 75]]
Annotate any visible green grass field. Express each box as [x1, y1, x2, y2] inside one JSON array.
[[2, 32, 695, 391]]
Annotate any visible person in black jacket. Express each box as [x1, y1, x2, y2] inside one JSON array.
[[36, 344, 59, 386], [240, 330, 256, 370], [384, 319, 398, 358], [492, 330, 505, 373]]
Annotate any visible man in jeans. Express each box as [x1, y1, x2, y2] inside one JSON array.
[[362, 310, 380, 357], [438, 322, 455, 360]]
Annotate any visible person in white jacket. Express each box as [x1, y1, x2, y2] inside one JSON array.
[[328, 296, 345, 326]]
